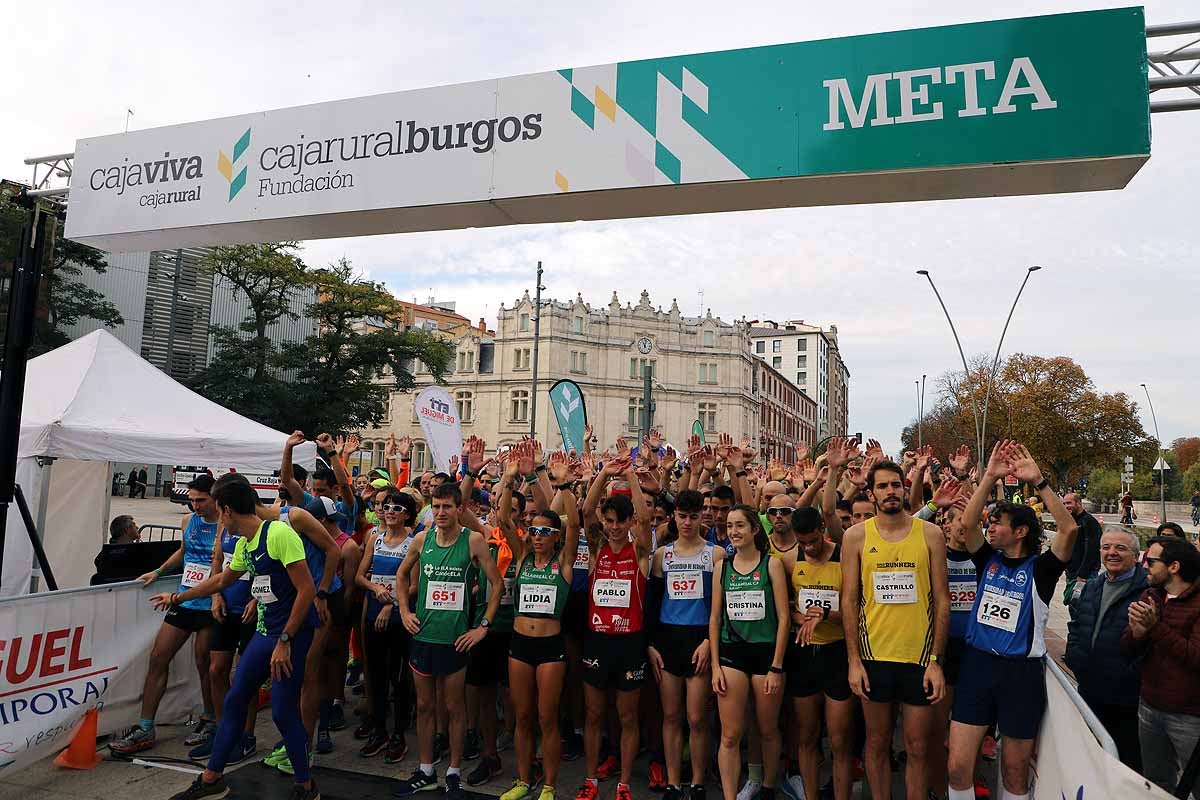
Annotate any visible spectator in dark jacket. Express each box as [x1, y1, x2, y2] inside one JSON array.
[[1066, 527, 1147, 770], [1063, 492, 1102, 603], [1121, 537, 1200, 795]]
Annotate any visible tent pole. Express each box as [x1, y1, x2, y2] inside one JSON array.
[[0, 193, 55, 593], [15, 484, 56, 590]]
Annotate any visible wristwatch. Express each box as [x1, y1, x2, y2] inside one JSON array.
[[928, 654, 942, 665], [1035, 477, 1050, 492], [316, 589, 330, 600], [280, 632, 293, 644], [479, 617, 491, 630]]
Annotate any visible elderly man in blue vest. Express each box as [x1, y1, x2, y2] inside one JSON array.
[[1065, 526, 1148, 770]]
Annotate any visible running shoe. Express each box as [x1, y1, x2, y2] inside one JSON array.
[[263, 742, 288, 768], [346, 660, 364, 688], [227, 734, 257, 765], [394, 768, 440, 796], [109, 725, 156, 756], [360, 733, 388, 758], [169, 776, 229, 800], [464, 729, 482, 761], [663, 787, 684, 800], [355, 720, 375, 740], [384, 734, 409, 764], [189, 735, 215, 762], [433, 732, 449, 765], [689, 785, 707, 800], [615, 784, 634, 800], [276, 748, 311, 776], [781, 774, 806, 800], [736, 780, 762, 800], [316, 728, 334, 755], [573, 782, 599, 800], [184, 718, 215, 747], [537, 787, 555, 800], [467, 756, 502, 786], [501, 781, 531, 800], [596, 755, 620, 781], [329, 703, 347, 731], [561, 732, 583, 762], [648, 760, 666, 791], [981, 735, 997, 761], [497, 728, 514, 753], [445, 773, 466, 800], [289, 782, 321, 800]]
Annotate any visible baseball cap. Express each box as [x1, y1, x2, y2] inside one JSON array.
[[304, 495, 346, 524], [370, 478, 391, 489]]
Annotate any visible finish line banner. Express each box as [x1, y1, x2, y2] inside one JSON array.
[[66, 8, 1148, 252], [0, 579, 201, 774]]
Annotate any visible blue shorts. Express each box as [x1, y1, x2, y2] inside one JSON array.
[[951, 647, 1046, 739]]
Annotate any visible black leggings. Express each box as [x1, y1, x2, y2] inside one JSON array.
[[364, 619, 411, 737]]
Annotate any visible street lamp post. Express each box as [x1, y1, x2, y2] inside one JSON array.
[[1141, 383, 1167, 524], [916, 267, 1041, 460]]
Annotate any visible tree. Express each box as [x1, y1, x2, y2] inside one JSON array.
[[902, 353, 1155, 487], [1183, 462, 1200, 499], [1172, 437, 1200, 473], [1087, 468, 1122, 505], [0, 186, 123, 362]]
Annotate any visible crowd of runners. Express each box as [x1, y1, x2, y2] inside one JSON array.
[[112, 428, 1089, 800]]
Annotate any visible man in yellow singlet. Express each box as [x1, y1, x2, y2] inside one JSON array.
[[840, 459, 950, 800]]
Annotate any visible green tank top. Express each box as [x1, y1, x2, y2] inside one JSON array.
[[514, 552, 571, 620], [415, 527, 474, 644], [720, 553, 777, 645], [473, 542, 516, 633]]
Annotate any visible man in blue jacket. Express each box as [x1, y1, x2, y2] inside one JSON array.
[[1065, 527, 1148, 770]]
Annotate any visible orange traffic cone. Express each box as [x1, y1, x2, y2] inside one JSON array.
[[54, 707, 102, 770]]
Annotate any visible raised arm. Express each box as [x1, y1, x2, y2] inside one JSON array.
[[328, 433, 357, 509], [961, 442, 1012, 553], [1007, 443, 1079, 562], [280, 430, 308, 505], [558, 480, 582, 585]]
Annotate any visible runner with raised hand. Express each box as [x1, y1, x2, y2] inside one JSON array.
[[946, 442, 1079, 800], [710, 505, 790, 800], [497, 443, 582, 800], [646, 489, 724, 800], [355, 488, 419, 761], [841, 457, 950, 800], [575, 448, 654, 800], [820, 437, 862, 543]]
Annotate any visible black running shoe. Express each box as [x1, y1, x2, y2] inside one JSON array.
[[169, 777, 229, 800], [394, 769, 440, 797]]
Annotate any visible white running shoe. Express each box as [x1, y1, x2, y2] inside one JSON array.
[[736, 780, 762, 800]]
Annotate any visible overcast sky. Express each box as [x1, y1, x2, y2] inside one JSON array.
[[4, 1, 1196, 458]]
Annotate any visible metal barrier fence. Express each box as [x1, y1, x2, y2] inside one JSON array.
[[137, 523, 181, 542]]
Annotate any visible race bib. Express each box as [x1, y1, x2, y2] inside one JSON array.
[[799, 588, 839, 612], [373, 574, 397, 593], [976, 589, 1021, 633], [223, 552, 250, 581], [667, 570, 704, 600], [251, 574, 277, 604], [518, 583, 558, 615], [873, 570, 917, 604], [949, 581, 977, 613], [501, 576, 515, 606], [574, 540, 590, 570], [182, 561, 210, 588], [426, 580, 465, 611], [592, 578, 632, 607], [726, 590, 767, 621]]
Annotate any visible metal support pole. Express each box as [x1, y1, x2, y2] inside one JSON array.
[[920, 374, 926, 446], [164, 248, 183, 377], [981, 266, 1041, 457], [15, 484, 56, 591], [1151, 98, 1200, 113], [915, 380, 922, 447], [1141, 383, 1167, 525], [642, 366, 654, 447], [529, 261, 543, 438], [1146, 20, 1200, 37], [0, 196, 55, 593], [1148, 46, 1200, 62], [916, 270, 982, 458]]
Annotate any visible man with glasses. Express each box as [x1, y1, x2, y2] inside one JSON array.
[[765, 495, 798, 560], [1066, 527, 1148, 769], [1122, 536, 1200, 795]]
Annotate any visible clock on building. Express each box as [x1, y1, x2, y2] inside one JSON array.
[[636, 336, 654, 354]]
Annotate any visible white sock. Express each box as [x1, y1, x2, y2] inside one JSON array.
[[419, 763, 434, 776], [446, 767, 461, 778], [949, 788, 975, 800], [1002, 791, 1029, 800]]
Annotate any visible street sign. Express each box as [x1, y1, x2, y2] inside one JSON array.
[[1124, 456, 1134, 467], [1004, 475, 1019, 487], [65, 7, 1151, 252], [1153, 457, 1171, 471]]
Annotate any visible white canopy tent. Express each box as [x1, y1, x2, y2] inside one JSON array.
[[2, 329, 315, 596]]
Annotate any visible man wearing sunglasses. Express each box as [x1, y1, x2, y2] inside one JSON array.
[[766, 495, 798, 560]]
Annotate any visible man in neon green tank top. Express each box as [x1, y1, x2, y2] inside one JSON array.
[[840, 457, 950, 800], [394, 482, 503, 800]]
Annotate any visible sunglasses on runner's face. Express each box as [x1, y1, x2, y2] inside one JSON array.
[[529, 526, 557, 538], [380, 503, 405, 513], [766, 508, 794, 516]]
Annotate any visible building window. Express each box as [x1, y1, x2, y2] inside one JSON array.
[[798, 339, 807, 352], [627, 396, 644, 429], [457, 350, 474, 372], [797, 354, 806, 368], [798, 371, 807, 384], [455, 390, 474, 422], [698, 402, 717, 432], [510, 390, 530, 422], [411, 441, 429, 471], [698, 362, 718, 384], [519, 313, 530, 332], [772, 340, 781, 353], [572, 316, 584, 334], [513, 348, 531, 370], [629, 357, 656, 380], [755, 341, 765, 354], [703, 330, 715, 348], [772, 356, 782, 369], [570, 350, 588, 374]]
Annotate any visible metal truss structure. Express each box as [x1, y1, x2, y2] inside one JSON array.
[[1148, 21, 1200, 112]]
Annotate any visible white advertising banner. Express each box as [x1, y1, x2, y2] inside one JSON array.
[[1033, 662, 1172, 799], [0, 578, 201, 773], [414, 386, 463, 475]]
